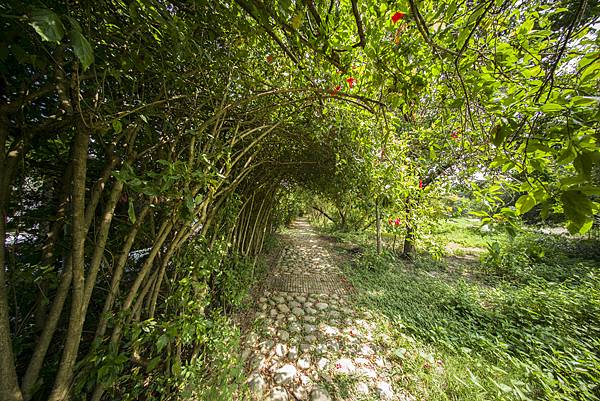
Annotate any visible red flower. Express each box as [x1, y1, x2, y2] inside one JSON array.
[[346, 77, 356, 88], [394, 218, 401, 226], [391, 11, 405, 24], [335, 363, 342, 369], [330, 85, 342, 96], [266, 55, 273, 63], [388, 219, 393, 225], [419, 180, 424, 189], [451, 130, 459, 140]]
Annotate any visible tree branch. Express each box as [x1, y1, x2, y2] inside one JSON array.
[[350, 0, 366, 48]]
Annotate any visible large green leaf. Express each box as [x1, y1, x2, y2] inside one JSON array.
[[70, 30, 94, 70], [29, 8, 65, 42], [515, 194, 536, 215], [561, 190, 594, 234]]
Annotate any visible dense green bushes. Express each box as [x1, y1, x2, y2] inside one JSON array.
[[74, 238, 254, 400]]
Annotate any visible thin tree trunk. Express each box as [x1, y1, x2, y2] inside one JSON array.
[[22, 257, 72, 400], [94, 203, 150, 340], [376, 198, 382, 255], [48, 128, 90, 401], [0, 113, 25, 401]]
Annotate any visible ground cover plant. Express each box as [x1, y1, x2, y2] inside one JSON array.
[[338, 220, 600, 401]]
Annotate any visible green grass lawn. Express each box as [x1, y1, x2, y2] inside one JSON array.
[[333, 220, 600, 401]]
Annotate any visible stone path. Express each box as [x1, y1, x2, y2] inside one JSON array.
[[242, 219, 399, 401]]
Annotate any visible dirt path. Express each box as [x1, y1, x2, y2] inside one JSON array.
[[241, 219, 397, 401]]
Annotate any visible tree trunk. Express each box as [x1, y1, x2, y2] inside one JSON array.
[[0, 114, 25, 401], [402, 225, 415, 256], [48, 128, 90, 401], [376, 198, 382, 255]]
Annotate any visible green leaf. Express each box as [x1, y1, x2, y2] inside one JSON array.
[[496, 382, 513, 393], [491, 124, 508, 147], [515, 194, 536, 215], [573, 151, 600, 180], [147, 357, 161, 372], [112, 120, 122, 134], [29, 8, 65, 42], [128, 200, 136, 224], [70, 30, 94, 70], [156, 334, 169, 352], [561, 190, 594, 234], [540, 103, 563, 113]]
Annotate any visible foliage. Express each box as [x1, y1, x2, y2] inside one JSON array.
[[344, 243, 600, 401], [1, 0, 599, 400]]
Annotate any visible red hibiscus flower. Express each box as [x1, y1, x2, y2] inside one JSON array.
[[391, 11, 405, 24], [419, 180, 424, 189], [394, 218, 401, 226], [346, 77, 356, 88], [330, 85, 342, 96]]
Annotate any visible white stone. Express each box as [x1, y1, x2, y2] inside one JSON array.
[[323, 325, 339, 336], [317, 358, 329, 370], [298, 357, 311, 369], [305, 335, 317, 343], [292, 307, 305, 316], [376, 381, 394, 400], [274, 364, 297, 385], [354, 357, 370, 366], [275, 343, 288, 357], [303, 324, 316, 334], [315, 302, 328, 311], [268, 386, 289, 401], [292, 386, 309, 400], [356, 382, 370, 395], [359, 367, 377, 378], [334, 358, 356, 374], [279, 330, 290, 341], [360, 344, 374, 356], [247, 372, 266, 395], [304, 315, 317, 323], [277, 303, 290, 313], [309, 387, 331, 401], [299, 373, 311, 385]]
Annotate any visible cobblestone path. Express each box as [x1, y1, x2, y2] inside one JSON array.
[[242, 219, 399, 401]]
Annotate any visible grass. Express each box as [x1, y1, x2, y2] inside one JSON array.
[[333, 219, 600, 401]]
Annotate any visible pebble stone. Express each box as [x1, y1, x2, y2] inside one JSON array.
[[309, 387, 331, 401], [243, 220, 410, 401], [268, 386, 289, 401], [273, 364, 296, 385]]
